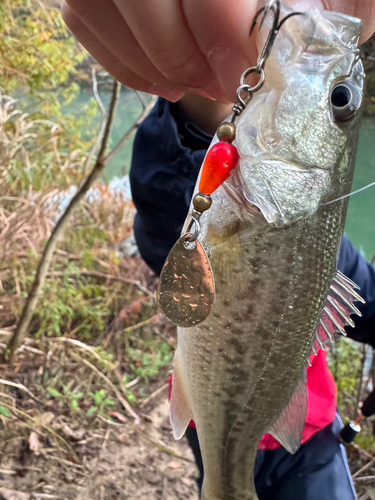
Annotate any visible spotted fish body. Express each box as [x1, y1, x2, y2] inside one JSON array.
[[169, 5, 364, 500]]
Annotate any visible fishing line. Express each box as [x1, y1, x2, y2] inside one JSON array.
[[324, 180, 375, 206]]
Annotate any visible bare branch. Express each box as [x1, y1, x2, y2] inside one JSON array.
[[47, 269, 154, 296], [106, 95, 157, 166], [0, 378, 46, 406], [71, 352, 142, 424], [4, 80, 121, 363], [135, 90, 147, 110], [92, 67, 106, 117]]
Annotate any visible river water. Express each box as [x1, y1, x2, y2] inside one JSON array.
[[71, 89, 375, 261], [345, 117, 375, 261]]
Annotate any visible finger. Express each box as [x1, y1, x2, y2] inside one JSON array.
[[287, 0, 375, 43], [323, 0, 375, 42], [63, 0, 188, 94], [62, 3, 184, 101], [112, 0, 225, 101], [182, 0, 259, 102]]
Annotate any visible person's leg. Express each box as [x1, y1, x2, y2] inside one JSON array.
[[184, 416, 357, 500], [255, 416, 357, 500], [185, 426, 204, 493]]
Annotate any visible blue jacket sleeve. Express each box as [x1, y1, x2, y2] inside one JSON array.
[[338, 237, 375, 346], [130, 98, 211, 274], [130, 98, 375, 345]]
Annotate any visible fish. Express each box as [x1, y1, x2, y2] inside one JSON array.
[[168, 3, 365, 500]]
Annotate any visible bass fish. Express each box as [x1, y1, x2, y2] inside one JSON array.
[[168, 4, 364, 500]]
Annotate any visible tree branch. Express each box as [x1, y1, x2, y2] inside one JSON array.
[[106, 95, 157, 165], [4, 80, 121, 363]]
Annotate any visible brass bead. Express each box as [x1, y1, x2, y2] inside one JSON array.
[[217, 122, 236, 143], [193, 193, 212, 213]]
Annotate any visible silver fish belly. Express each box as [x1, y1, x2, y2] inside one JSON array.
[[169, 4, 365, 500]]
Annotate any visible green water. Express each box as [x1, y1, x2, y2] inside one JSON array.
[[65, 87, 152, 182], [345, 117, 375, 261]]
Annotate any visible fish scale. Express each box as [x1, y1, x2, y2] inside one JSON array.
[[168, 4, 365, 500], [177, 202, 343, 500]]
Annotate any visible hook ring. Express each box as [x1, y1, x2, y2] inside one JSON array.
[[185, 214, 201, 244], [240, 67, 265, 93]]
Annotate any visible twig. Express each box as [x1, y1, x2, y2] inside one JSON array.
[[353, 458, 375, 478], [92, 67, 106, 116], [84, 69, 108, 170], [4, 80, 121, 363], [0, 401, 81, 463], [135, 91, 147, 110], [355, 344, 367, 417], [132, 425, 193, 463], [123, 315, 159, 334], [353, 475, 375, 482], [102, 314, 159, 349], [51, 337, 115, 370], [0, 378, 46, 406], [126, 376, 140, 389], [139, 383, 169, 409], [70, 352, 142, 424], [358, 494, 369, 500], [101, 428, 111, 451], [106, 95, 157, 165], [48, 269, 153, 297], [31, 494, 60, 499], [40, 451, 86, 474], [16, 344, 45, 356], [114, 369, 132, 399], [353, 443, 375, 462], [97, 415, 125, 427]]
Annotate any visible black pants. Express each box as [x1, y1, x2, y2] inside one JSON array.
[[185, 415, 357, 500]]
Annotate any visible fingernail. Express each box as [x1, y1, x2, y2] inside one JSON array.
[[208, 48, 251, 102]]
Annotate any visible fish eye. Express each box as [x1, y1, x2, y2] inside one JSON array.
[[330, 81, 362, 122]]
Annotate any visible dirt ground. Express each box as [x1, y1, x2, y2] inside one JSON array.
[[0, 397, 200, 500]]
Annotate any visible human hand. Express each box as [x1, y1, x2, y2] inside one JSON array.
[[62, 0, 375, 103]]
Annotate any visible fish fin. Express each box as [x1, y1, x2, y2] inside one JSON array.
[[169, 354, 193, 440], [268, 379, 307, 454], [309, 270, 365, 363]]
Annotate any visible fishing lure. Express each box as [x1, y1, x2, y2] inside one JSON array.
[[157, 0, 303, 327]]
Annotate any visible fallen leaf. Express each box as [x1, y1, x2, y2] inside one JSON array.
[[0, 488, 30, 500], [167, 461, 181, 470], [61, 424, 85, 441], [108, 411, 127, 423], [181, 478, 193, 487], [118, 300, 143, 327], [39, 412, 55, 426], [28, 432, 40, 456], [118, 433, 127, 443]]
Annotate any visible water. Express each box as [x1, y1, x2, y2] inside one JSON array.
[[345, 117, 375, 261], [64, 87, 152, 182]]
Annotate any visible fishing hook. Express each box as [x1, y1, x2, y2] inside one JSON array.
[[232, 0, 304, 119], [250, 0, 304, 72]]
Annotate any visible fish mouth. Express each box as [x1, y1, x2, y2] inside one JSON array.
[[226, 157, 332, 227], [224, 169, 263, 219]]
